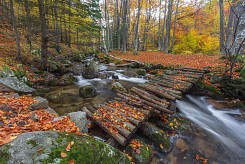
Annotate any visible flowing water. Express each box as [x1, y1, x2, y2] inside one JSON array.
[[176, 95, 245, 163]]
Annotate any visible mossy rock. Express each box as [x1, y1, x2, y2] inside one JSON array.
[[0, 131, 132, 164], [126, 139, 153, 164], [136, 69, 146, 76]]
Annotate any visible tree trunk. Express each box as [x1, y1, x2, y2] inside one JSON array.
[[158, 0, 162, 51], [133, 0, 141, 52], [142, 0, 150, 51], [9, 0, 21, 60], [38, 0, 48, 70], [122, 0, 128, 52], [161, 0, 167, 51], [116, 0, 121, 50], [164, 0, 173, 53], [24, 0, 32, 51], [219, 0, 226, 54], [225, 0, 235, 52], [170, 0, 180, 51]]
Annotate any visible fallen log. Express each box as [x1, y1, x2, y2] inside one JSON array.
[[104, 102, 145, 122], [95, 109, 132, 139], [131, 87, 169, 106], [139, 85, 176, 101], [140, 122, 172, 153], [106, 138, 119, 147], [94, 106, 137, 133], [120, 92, 173, 114], [83, 107, 127, 146], [153, 75, 192, 87], [100, 104, 142, 127], [175, 67, 204, 73], [144, 83, 182, 96]]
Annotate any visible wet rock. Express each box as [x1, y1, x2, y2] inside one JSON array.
[[67, 111, 88, 133], [58, 73, 76, 86], [112, 74, 119, 79], [79, 85, 97, 98], [122, 71, 139, 77], [28, 97, 49, 110], [0, 77, 35, 93], [98, 72, 112, 79], [46, 93, 77, 104], [0, 131, 131, 164], [82, 61, 99, 79], [136, 69, 146, 76], [112, 82, 126, 92], [43, 72, 58, 86], [45, 107, 59, 116], [125, 139, 153, 164], [175, 138, 189, 151]]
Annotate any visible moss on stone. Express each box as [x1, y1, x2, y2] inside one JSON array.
[[27, 140, 38, 147], [0, 145, 10, 164], [42, 133, 131, 164]]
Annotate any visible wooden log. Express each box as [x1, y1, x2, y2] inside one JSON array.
[[95, 109, 132, 139], [83, 107, 127, 146], [131, 87, 169, 106], [120, 92, 173, 114], [93, 105, 137, 133], [131, 87, 169, 108], [152, 81, 188, 92], [100, 104, 142, 127], [107, 101, 151, 118], [153, 75, 192, 87], [139, 85, 176, 101], [144, 83, 183, 96], [104, 102, 145, 122], [175, 67, 204, 73], [106, 138, 119, 147], [140, 122, 172, 153]]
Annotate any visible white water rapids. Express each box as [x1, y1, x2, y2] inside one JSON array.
[[176, 95, 245, 159]]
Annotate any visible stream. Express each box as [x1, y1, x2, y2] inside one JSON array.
[[44, 62, 245, 164]]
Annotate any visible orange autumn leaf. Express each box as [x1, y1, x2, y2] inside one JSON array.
[[60, 152, 67, 158], [66, 141, 75, 152], [68, 159, 75, 164]]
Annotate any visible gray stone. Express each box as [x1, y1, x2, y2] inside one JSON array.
[[58, 73, 76, 86], [46, 92, 77, 104], [112, 74, 119, 79], [175, 138, 189, 151], [28, 97, 49, 110], [0, 77, 35, 93], [44, 107, 59, 116], [82, 60, 99, 79], [0, 131, 131, 164], [79, 85, 97, 98], [67, 111, 88, 133]]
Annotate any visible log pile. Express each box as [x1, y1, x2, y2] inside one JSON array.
[[82, 68, 204, 146]]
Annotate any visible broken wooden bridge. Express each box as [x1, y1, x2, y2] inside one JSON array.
[[82, 68, 205, 146]]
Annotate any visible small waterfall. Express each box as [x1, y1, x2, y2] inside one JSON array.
[[176, 95, 245, 159]]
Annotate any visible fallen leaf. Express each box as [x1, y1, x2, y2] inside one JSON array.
[[160, 144, 164, 149], [68, 159, 75, 164], [60, 152, 67, 158], [66, 141, 75, 151]]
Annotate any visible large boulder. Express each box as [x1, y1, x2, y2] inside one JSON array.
[[0, 77, 35, 93], [58, 73, 76, 86], [79, 85, 97, 98], [67, 112, 88, 133], [46, 93, 77, 104], [28, 97, 49, 111], [82, 61, 99, 79], [0, 131, 131, 164]]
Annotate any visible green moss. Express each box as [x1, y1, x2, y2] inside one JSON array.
[[0, 145, 10, 164], [137, 69, 146, 76], [42, 133, 131, 164], [27, 140, 38, 147], [198, 80, 224, 97]]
